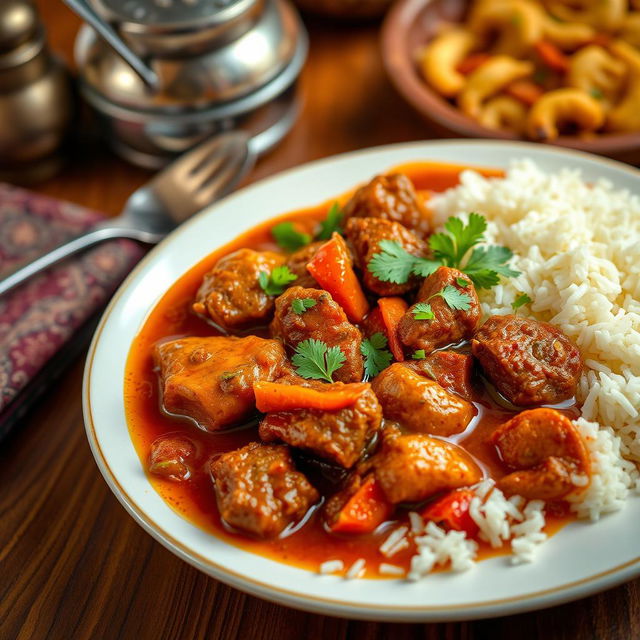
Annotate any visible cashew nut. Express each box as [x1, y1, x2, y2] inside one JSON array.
[[478, 95, 528, 134], [609, 39, 640, 73], [458, 56, 534, 118], [469, 0, 544, 57], [541, 16, 595, 51], [620, 13, 640, 49], [605, 44, 640, 133], [567, 45, 627, 107], [526, 88, 605, 139], [544, 0, 627, 31], [418, 28, 475, 98]]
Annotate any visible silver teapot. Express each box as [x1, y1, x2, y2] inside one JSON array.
[[66, 0, 307, 167]]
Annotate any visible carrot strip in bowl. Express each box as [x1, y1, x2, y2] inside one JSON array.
[[377, 297, 409, 361], [306, 232, 369, 323], [534, 40, 569, 73], [254, 380, 370, 412]]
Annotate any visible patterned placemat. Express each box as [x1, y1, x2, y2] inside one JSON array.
[[0, 183, 145, 439]]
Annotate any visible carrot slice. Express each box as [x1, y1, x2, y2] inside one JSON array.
[[421, 488, 479, 537], [254, 380, 369, 412], [456, 53, 492, 75], [362, 306, 386, 338], [306, 233, 369, 323], [329, 475, 394, 534], [377, 297, 409, 362], [505, 80, 544, 106], [534, 40, 569, 73]]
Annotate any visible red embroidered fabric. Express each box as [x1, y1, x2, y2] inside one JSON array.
[[0, 183, 144, 427]]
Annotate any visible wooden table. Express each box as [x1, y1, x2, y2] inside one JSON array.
[[1, 2, 638, 638]]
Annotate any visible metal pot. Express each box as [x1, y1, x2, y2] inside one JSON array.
[[67, 0, 307, 168]]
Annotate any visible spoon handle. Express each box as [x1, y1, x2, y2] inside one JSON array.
[[0, 226, 153, 297]]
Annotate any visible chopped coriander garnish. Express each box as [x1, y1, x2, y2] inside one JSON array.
[[413, 302, 435, 320], [590, 87, 604, 100], [258, 265, 297, 296], [361, 332, 393, 378], [292, 338, 346, 383], [317, 203, 343, 240], [367, 213, 520, 290], [431, 285, 472, 311], [430, 213, 488, 266], [412, 349, 426, 360], [412, 284, 472, 320], [512, 293, 532, 310], [368, 240, 441, 284], [272, 221, 311, 251], [291, 297, 317, 314]]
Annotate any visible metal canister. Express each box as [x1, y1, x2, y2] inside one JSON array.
[[68, 0, 307, 168], [0, 0, 74, 183]]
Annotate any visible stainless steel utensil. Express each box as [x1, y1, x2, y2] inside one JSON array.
[[0, 129, 254, 296]]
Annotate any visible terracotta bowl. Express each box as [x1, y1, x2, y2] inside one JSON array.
[[381, 0, 640, 163]]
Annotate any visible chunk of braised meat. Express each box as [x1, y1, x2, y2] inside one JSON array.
[[154, 335, 287, 431], [193, 248, 285, 331], [343, 173, 431, 237], [285, 241, 323, 289], [210, 442, 319, 538], [491, 408, 590, 500], [371, 363, 474, 437], [472, 315, 583, 406], [270, 286, 364, 382], [398, 267, 481, 353], [344, 217, 428, 296], [409, 351, 475, 400], [259, 382, 382, 468], [148, 436, 196, 481], [373, 427, 482, 504]]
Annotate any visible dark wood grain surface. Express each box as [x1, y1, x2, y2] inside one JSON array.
[[1, 2, 638, 638]]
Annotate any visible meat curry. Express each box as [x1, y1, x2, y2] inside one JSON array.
[[125, 162, 589, 578]]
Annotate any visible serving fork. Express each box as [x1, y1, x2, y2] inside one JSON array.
[[0, 129, 256, 296]]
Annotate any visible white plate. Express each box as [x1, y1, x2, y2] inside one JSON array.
[[83, 140, 640, 622]]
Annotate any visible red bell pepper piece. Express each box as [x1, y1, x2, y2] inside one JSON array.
[[420, 488, 479, 537], [329, 475, 394, 535]]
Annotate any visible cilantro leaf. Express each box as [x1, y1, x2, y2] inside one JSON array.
[[291, 297, 317, 314], [431, 284, 472, 311], [512, 293, 532, 310], [411, 256, 444, 278], [590, 87, 604, 100], [317, 203, 343, 240], [292, 339, 346, 383], [368, 240, 418, 284], [463, 245, 520, 288], [258, 265, 297, 296], [430, 213, 487, 265], [368, 213, 519, 290], [361, 332, 393, 379], [412, 349, 426, 360], [368, 240, 440, 283], [272, 222, 311, 252], [413, 302, 434, 320]]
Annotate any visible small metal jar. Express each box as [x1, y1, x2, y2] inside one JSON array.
[[0, 0, 74, 183], [68, 0, 307, 168]]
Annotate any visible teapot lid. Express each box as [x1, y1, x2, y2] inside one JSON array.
[[90, 0, 254, 30]]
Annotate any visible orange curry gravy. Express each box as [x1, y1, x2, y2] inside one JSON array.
[[125, 161, 574, 578]]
